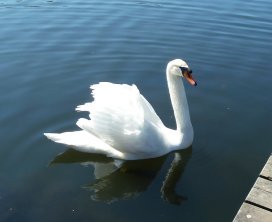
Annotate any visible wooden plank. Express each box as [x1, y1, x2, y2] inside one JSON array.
[[233, 203, 272, 222], [260, 155, 272, 179], [246, 177, 272, 209], [233, 154, 272, 222]]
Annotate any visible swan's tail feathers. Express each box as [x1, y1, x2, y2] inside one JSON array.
[[44, 133, 62, 143], [44, 131, 94, 148], [44, 131, 125, 159]]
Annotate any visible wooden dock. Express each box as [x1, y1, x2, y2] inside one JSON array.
[[233, 154, 272, 222]]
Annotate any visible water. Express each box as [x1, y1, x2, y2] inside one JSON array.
[[0, 0, 271, 221]]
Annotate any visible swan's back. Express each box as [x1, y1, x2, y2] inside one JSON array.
[[76, 82, 166, 158]]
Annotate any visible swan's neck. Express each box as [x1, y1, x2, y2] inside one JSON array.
[[166, 67, 192, 133]]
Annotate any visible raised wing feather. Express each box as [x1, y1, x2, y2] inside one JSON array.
[[76, 82, 165, 156]]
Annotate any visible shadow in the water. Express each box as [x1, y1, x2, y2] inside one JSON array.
[[51, 147, 192, 205], [51, 149, 112, 164], [161, 149, 192, 205]]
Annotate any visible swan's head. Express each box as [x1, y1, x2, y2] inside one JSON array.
[[167, 59, 197, 86]]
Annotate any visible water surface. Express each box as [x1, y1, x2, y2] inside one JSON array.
[[0, 0, 272, 221]]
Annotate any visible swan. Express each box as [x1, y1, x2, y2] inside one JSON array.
[[44, 59, 197, 160]]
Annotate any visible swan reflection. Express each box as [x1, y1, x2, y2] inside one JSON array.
[[51, 147, 192, 205]]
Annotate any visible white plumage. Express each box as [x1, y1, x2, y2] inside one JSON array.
[[44, 59, 197, 160]]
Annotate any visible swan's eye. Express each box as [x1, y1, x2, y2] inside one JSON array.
[[180, 67, 192, 75]]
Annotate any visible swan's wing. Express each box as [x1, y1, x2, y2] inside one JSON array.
[[76, 82, 165, 156]]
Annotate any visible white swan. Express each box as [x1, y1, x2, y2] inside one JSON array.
[[44, 59, 197, 160]]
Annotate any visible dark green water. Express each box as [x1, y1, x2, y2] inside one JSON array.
[[0, 0, 271, 221]]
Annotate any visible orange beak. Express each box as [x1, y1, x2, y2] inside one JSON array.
[[184, 71, 197, 86]]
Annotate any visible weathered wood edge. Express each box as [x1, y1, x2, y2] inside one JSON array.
[[233, 153, 272, 222], [233, 203, 272, 222], [260, 154, 272, 179]]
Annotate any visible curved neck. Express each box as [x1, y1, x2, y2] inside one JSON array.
[[166, 67, 192, 132]]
